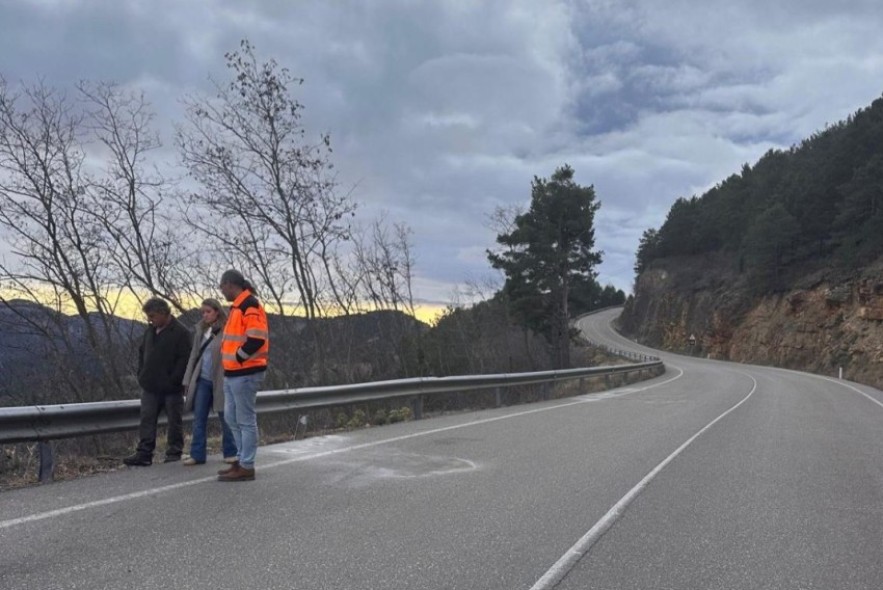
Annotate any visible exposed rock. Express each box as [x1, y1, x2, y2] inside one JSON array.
[[825, 284, 852, 307], [621, 253, 883, 389], [787, 291, 806, 314], [860, 306, 883, 321]]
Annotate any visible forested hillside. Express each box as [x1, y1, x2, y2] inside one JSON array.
[[635, 95, 883, 292]]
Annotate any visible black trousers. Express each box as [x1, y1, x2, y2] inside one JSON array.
[[135, 390, 184, 458]]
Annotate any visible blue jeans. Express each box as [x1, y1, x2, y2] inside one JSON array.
[[190, 378, 237, 463], [224, 372, 265, 469]]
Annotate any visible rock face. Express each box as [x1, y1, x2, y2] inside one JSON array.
[[619, 254, 883, 388]]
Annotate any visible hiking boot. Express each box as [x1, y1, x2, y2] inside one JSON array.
[[123, 453, 152, 467], [218, 465, 255, 482], [218, 461, 239, 476]]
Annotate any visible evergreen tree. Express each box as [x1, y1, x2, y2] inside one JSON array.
[[744, 204, 800, 292], [834, 154, 883, 265], [656, 196, 701, 257], [599, 284, 627, 307], [488, 165, 602, 368], [568, 277, 626, 315], [635, 228, 660, 275]]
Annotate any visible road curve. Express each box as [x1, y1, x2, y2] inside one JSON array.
[[2, 308, 882, 589]]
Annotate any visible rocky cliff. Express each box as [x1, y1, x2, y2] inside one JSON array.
[[619, 253, 883, 388]]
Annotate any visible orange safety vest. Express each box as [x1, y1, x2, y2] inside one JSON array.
[[221, 290, 269, 376]]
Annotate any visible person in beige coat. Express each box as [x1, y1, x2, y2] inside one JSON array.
[[182, 298, 237, 465]]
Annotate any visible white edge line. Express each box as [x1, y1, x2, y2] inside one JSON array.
[[767, 366, 883, 410], [528, 371, 757, 590], [0, 366, 684, 532]]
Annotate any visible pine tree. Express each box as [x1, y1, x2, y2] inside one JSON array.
[[488, 165, 602, 368], [744, 204, 800, 292]]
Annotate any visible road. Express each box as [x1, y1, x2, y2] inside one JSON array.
[[2, 308, 883, 589]]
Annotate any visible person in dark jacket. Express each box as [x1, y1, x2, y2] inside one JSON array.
[[123, 298, 193, 466]]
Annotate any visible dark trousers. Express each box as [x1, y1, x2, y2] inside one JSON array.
[[135, 390, 184, 458]]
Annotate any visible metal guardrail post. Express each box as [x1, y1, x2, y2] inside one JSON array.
[[38, 441, 54, 484], [413, 395, 424, 420], [494, 387, 502, 408]]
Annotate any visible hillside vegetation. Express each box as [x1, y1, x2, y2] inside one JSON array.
[[623, 94, 883, 387], [636, 94, 883, 292]]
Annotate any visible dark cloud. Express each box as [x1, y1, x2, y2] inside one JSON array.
[[2, 0, 883, 302]]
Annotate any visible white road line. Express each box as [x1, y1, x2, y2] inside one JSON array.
[[759, 365, 883, 410], [0, 367, 684, 532], [836, 381, 883, 409], [528, 371, 757, 590]]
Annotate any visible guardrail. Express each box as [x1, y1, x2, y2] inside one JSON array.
[[592, 344, 658, 363], [573, 307, 659, 363], [0, 361, 662, 445], [2, 305, 667, 484]]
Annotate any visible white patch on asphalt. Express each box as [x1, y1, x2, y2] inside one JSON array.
[[265, 435, 351, 455], [321, 451, 478, 488]]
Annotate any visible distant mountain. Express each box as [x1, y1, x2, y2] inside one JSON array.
[[0, 300, 144, 405], [0, 299, 428, 406]]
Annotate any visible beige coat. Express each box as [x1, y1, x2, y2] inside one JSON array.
[[183, 320, 226, 413]]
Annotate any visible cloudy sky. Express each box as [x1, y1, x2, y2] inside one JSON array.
[[2, 0, 883, 306]]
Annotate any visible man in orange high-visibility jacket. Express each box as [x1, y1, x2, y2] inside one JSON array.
[[217, 269, 269, 482]]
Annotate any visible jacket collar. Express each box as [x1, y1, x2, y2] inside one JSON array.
[[232, 290, 251, 308]]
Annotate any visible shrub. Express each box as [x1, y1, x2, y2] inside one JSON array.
[[346, 409, 367, 429], [388, 406, 413, 423]]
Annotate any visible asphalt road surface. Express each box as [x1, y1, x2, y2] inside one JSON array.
[[2, 308, 882, 589]]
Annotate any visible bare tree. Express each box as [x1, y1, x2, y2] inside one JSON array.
[[349, 218, 417, 316], [177, 40, 356, 383], [485, 204, 523, 244], [344, 217, 422, 376], [79, 81, 194, 312], [0, 78, 131, 401]]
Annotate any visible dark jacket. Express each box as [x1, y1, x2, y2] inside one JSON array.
[[138, 316, 193, 395]]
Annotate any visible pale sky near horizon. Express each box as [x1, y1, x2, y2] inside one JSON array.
[[2, 1, 883, 306]]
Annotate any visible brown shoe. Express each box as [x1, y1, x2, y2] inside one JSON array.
[[218, 461, 239, 476], [218, 465, 255, 482]]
